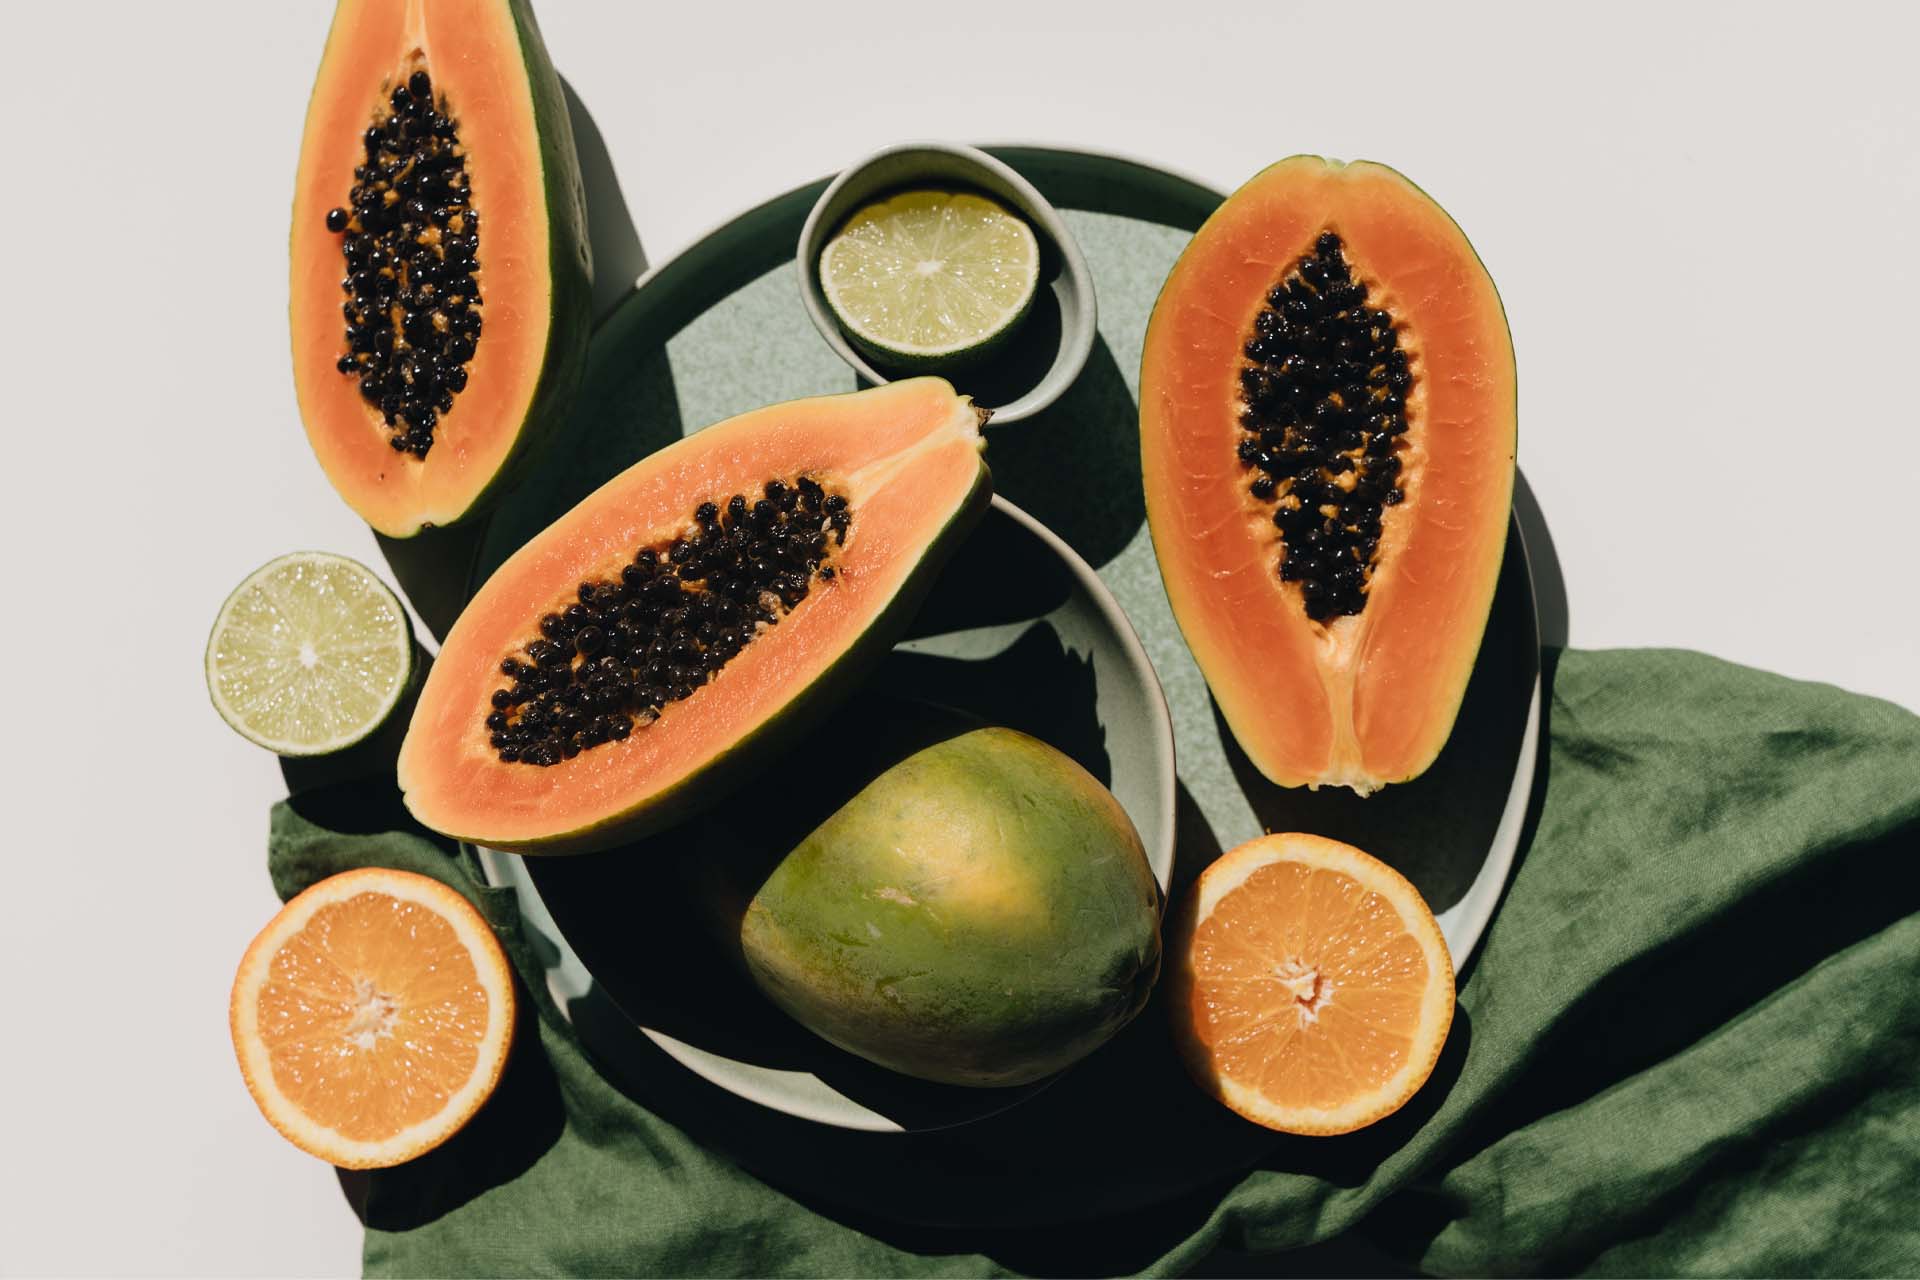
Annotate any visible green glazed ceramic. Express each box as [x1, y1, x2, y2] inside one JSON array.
[[469, 147, 1541, 1152]]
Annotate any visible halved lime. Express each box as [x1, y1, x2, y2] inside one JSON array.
[[206, 552, 415, 757], [819, 189, 1040, 368]]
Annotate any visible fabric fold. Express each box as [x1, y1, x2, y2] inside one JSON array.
[[264, 648, 1920, 1277]]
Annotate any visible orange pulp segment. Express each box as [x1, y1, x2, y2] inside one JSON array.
[[230, 867, 515, 1168], [1168, 832, 1454, 1134]]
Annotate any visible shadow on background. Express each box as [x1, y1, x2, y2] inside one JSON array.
[[983, 335, 1145, 569], [932, 248, 1066, 413], [475, 316, 684, 582], [337, 994, 565, 1232], [560, 76, 648, 322], [473, 83, 686, 582], [374, 526, 488, 643], [1513, 469, 1568, 650], [277, 650, 430, 797]]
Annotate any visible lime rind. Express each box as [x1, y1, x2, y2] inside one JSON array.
[[819, 190, 1040, 367], [206, 551, 415, 757]]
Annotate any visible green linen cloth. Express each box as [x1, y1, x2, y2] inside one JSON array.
[[266, 648, 1920, 1277]]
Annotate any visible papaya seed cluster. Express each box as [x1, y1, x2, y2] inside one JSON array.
[[485, 477, 852, 767], [324, 68, 480, 460], [1238, 230, 1413, 622]]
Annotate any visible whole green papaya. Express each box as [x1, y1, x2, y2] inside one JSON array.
[[739, 727, 1161, 1087]]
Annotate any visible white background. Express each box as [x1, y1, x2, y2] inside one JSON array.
[[3, 2, 1916, 1274]]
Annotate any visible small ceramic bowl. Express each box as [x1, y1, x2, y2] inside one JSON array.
[[797, 141, 1098, 424]]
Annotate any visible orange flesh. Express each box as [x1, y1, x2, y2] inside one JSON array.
[[1184, 861, 1428, 1111], [397, 379, 987, 848], [1141, 158, 1515, 790], [291, 0, 553, 536], [254, 891, 489, 1141]]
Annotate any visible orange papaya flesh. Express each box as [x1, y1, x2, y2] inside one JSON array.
[[1140, 157, 1516, 793], [398, 379, 991, 854], [290, 0, 591, 537]]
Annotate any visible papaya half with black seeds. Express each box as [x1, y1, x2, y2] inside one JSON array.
[[290, 0, 592, 537], [1141, 157, 1516, 793], [398, 379, 992, 854]]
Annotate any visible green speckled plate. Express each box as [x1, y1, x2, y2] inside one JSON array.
[[469, 147, 1540, 1210]]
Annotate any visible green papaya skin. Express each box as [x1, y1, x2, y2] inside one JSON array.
[[457, 0, 593, 526], [740, 727, 1162, 1087]]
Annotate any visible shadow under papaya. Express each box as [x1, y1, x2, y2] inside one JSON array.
[[524, 689, 1057, 1131], [1217, 520, 1541, 916], [462, 78, 688, 586], [895, 500, 1080, 640], [524, 618, 1119, 1131], [374, 526, 488, 644], [1513, 468, 1569, 651], [558, 76, 648, 323], [874, 622, 1111, 788]]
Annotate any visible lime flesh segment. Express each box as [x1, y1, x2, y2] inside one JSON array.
[[206, 552, 414, 757], [820, 190, 1040, 365]]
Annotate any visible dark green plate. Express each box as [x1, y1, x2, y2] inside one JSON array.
[[464, 145, 1540, 1219]]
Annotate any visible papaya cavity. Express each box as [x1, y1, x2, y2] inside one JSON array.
[[486, 476, 853, 767], [1239, 231, 1412, 622], [326, 66, 481, 461], [1140, 157, 1515, 792]]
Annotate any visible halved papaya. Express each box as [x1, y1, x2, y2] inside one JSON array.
[[397, 378, 991, 854], [1140, 158, 1516, 793], [290, 0, 591, 537]]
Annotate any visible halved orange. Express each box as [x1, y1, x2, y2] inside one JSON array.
[[1168, 833, 1454, 1135], [229, 867, 515, 1168]]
